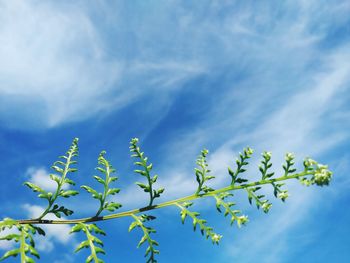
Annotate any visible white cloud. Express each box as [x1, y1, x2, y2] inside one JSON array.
[[0, 1, 205, 130], [22, 204, 76, 252], [215, 48, 350, 262], [0, 227, 18, 251], [0, 203, 75, 253], [25, 167, 59, 192], [0, 1, 121, 129]]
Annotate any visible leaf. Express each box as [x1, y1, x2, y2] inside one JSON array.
[[94, 246, 106, 255], [38, 192, 52, 200], [89, 224, 106, 236], [104, 203, 122, 212], [51, 165, 64, 174], [64, 178, 76, 185], [0, 234, 20, 241], [136, 182, 150, 192], [138, 235, 148, 247], [60, 190, 79, 198], [32, 226, 45, 236], [96, 167, 107, 174], [50, 174, 61, 184], [70, 224, 84, 234], [0, 248, 19, 260], [81, 185, 100, 199], [25, 256, 35, 263], [93, 176, 105, 185], [106, 188, 120, 196], [75, 240, 90, 253], [28, 245, 40, 258], [129, 221, 139, 232], [23, 182, 44, 193]]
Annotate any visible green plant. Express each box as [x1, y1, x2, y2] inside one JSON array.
[[0, 138, 332, 262]]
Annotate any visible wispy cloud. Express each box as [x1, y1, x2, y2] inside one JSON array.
[[0, 1, 204, 130]]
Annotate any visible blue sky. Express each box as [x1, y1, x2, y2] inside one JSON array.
[[0, 0, 349, 262]]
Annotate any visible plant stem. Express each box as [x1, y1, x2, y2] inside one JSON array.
[[19, 227, 26, 263], [82, 224, 99, 263], [17, 171, 311, 226], [96, 166, 110, 217], [37, 149, 75, 220]]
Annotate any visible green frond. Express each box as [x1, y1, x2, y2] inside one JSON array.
[[229, 147, 253, 185], [23, 138, 80, 220], [176, 203, 222, 244], [129, 214, 159, 263], [70, 223, 105, 263], [0, 222, 44, 263], [81, 151, 122, 217], [130, 138, 163, 206], [214, 193, 248, 227], [194, 149, 215, 195]]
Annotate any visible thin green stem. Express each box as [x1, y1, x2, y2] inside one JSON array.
[[145, 164, 154, 207], [17, 171, 311, 226], [19, 227, 26, 263], [96, 166, 110, 217], [83, 224, 99, 263]]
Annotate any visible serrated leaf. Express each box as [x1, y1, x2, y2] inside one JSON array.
[[93, 176, 105, 185], [75, 240, 90, 253], [96, 167, 107, 174], [0, 234, 20, 241], [25, 256, 35, 263], [95, 246, 105, 255], [0, 248, 20, 260], [64, 178, 76, 185], [51, 165, 64, 174], [129, 221, 139, 232], [32, 226, 45, 236], [70, 224, 84, 234], [106, 188, 120, 196], [23, 182, 44, 193], [138, 235, 147, 247], [50, 174, 61, 184], [89, 224, 106, 236], [28, 245, 40, 258], [81, 185, 100, 199], [60, 190, 79, 198], [104, 203, 122, 212]]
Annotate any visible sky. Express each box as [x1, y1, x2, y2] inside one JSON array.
[[0, 0, 349, 262]]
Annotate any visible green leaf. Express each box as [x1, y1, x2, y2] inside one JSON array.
[[0, 234, 20, 241], [50, 174, 61, 184], [60, 190, 79, 198], [104, 202, 122, 212], [89, 224, 106, 235], [94, 246, 106, 255], [81, 185, 100, 199], [27, 245, 40, 258], [106, 188, 120, 196], [75, 240, 90, 253], [70, 224, 84, 234], [93, 176, 105, 185], [23, 182, 44, 193], [129, 221, 139, 232]]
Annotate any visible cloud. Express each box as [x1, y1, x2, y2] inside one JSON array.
[[215, 48, 350, 262], [0, 1, 121, 129], [22, 204, 76, 253], [0, 203, 75, 253], [25, 167, 61, 192], [0, 227, 18, 251], [0, 1, 205, 130]]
